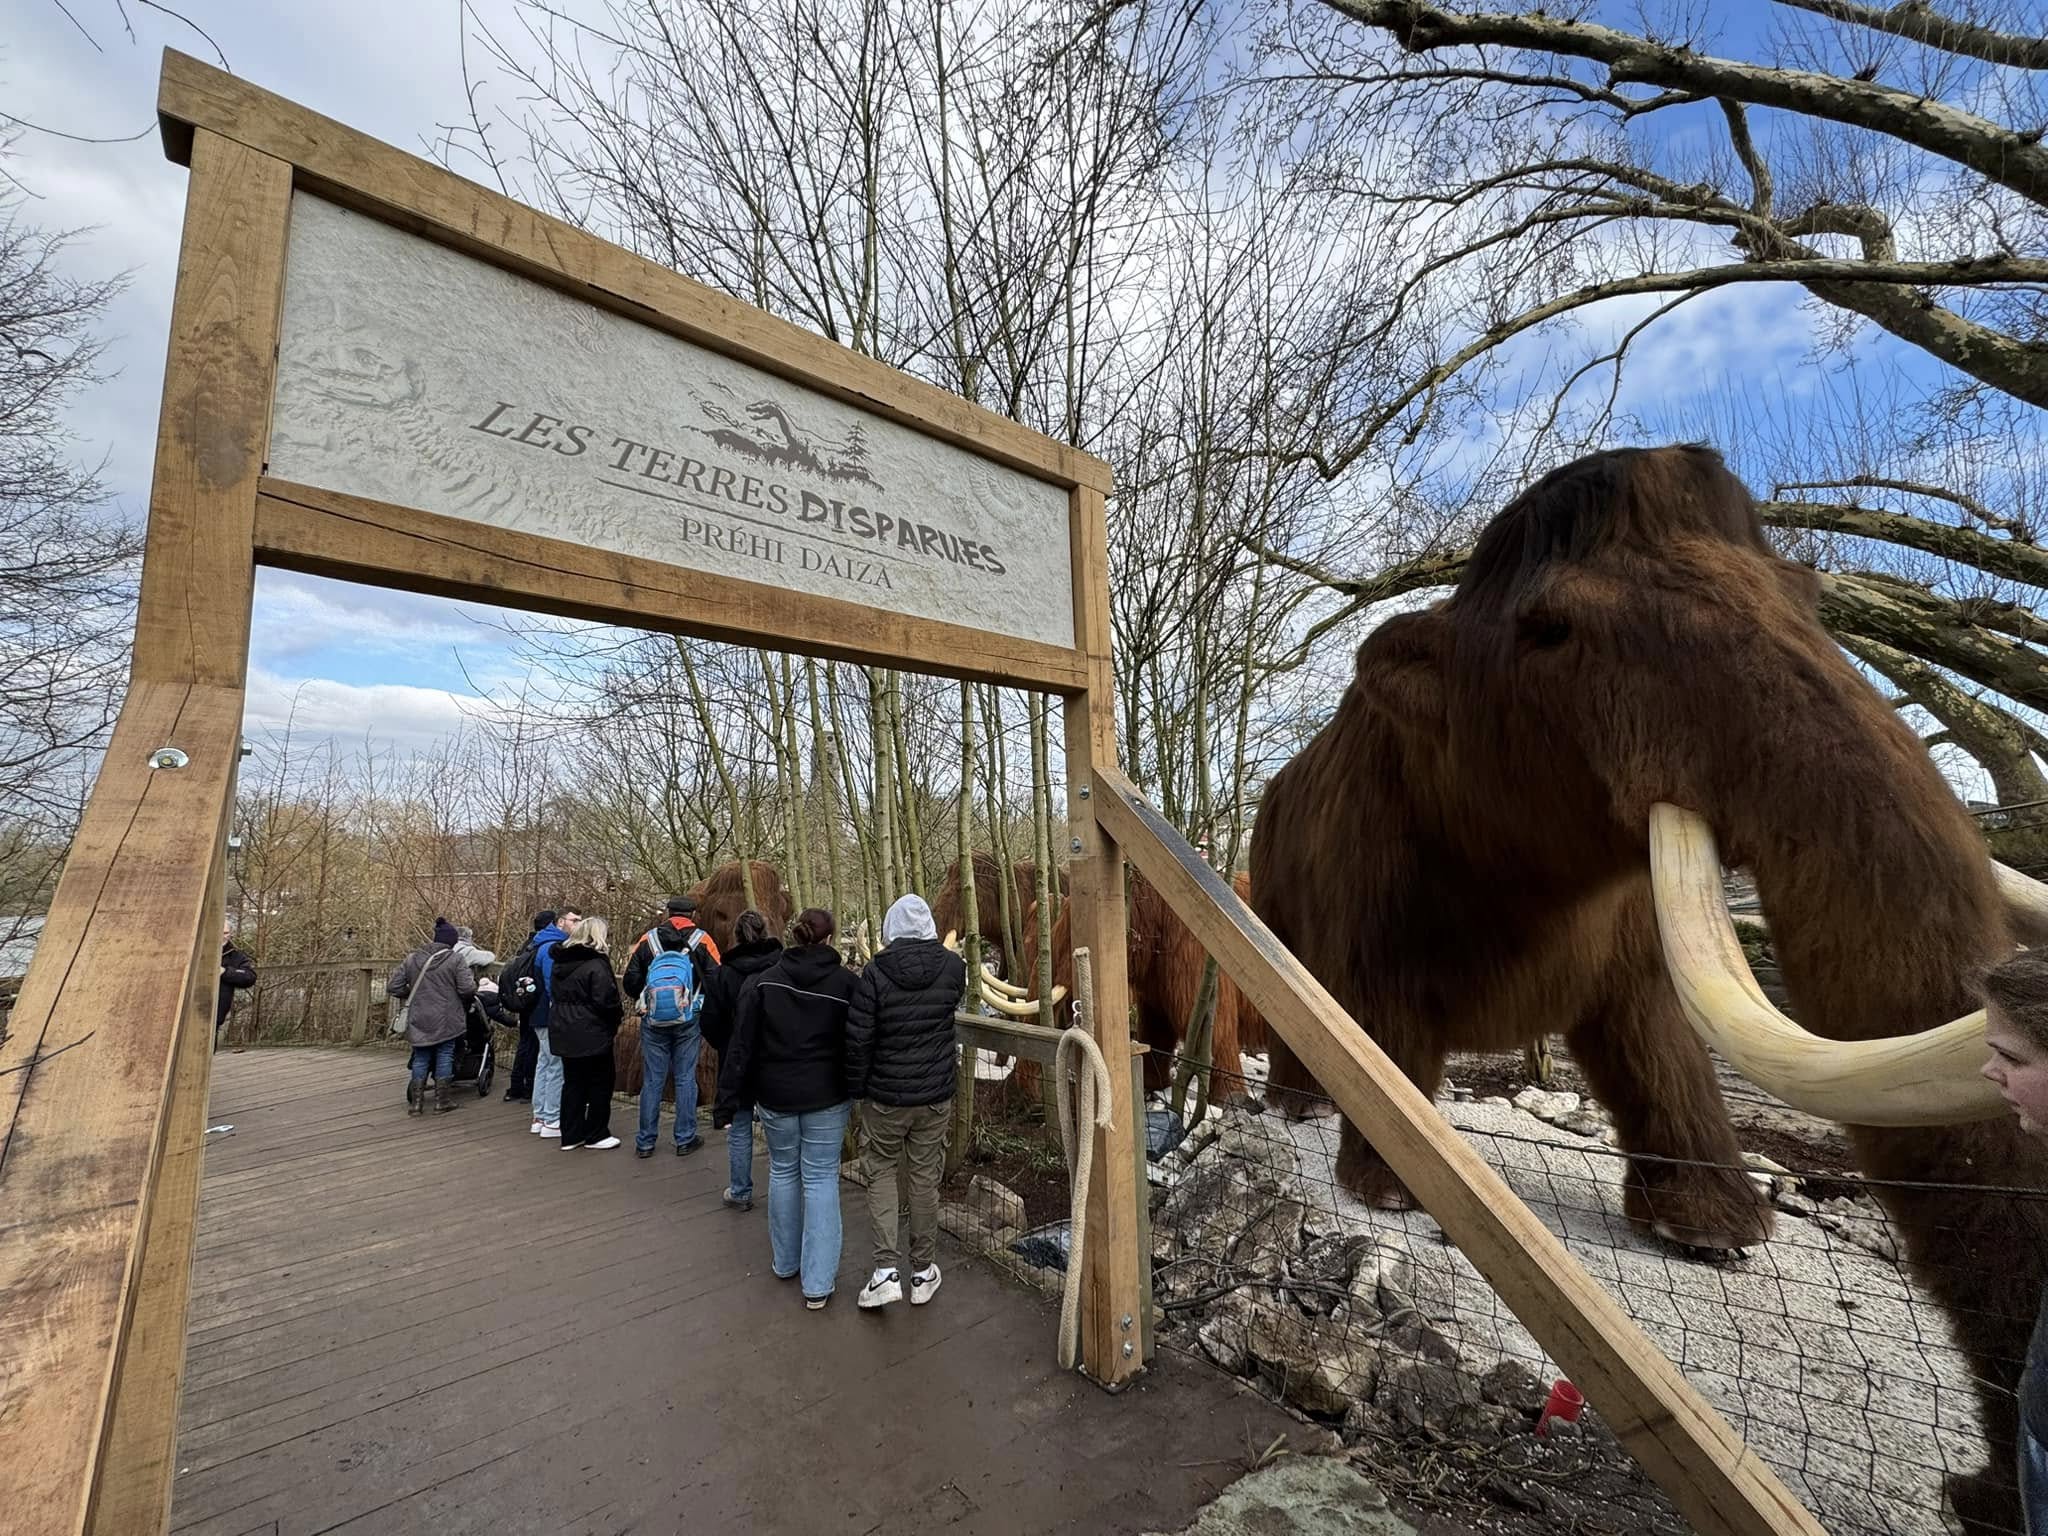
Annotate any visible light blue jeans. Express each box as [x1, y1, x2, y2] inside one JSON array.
[[533, 1026, 564, 1127], [2023, 1424, 2048, 1536], [757, 1100, 852, 1298], [727, 1108, 755, 1201], [636, 1022, 702, 1152]]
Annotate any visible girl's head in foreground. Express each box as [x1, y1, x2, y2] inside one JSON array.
[[1981, 951, 2048, 1137]]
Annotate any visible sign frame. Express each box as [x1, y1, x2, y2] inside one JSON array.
[[0, 50, 1141, 1536]]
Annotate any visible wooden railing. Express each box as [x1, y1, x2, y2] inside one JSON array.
[[223, 958, 407, 1047]]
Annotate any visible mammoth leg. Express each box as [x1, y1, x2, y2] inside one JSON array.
[[1332, 1026, 1447, 1212], [1264, 1033, 1337, 1119], [1565, 966, 1774, 1253]]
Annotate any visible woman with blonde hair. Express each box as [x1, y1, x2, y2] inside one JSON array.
[[549, 915, 624, 1150]]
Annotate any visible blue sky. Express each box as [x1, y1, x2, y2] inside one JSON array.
[[7, 0, 2008, 763]]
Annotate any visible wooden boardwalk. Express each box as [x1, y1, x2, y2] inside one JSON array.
[[171, 1048, 1295, 1536]]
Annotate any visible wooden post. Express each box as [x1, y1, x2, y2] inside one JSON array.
[[1130, 1040, 1155, 1363], [0, 128, 290, 1536], [1062, 483, 1143, 1390], [350, 965, 372, 1045]]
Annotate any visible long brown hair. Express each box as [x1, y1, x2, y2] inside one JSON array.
[[790, 907, 835, 947], [1984, 951, 2048, 1050]]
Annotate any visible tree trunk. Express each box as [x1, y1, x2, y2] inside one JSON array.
[[949, 680, 981, 1175]]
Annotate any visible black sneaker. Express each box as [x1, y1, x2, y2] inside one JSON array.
[[635, 1146, 655, 1159], [676, 1137, 704, 1157]]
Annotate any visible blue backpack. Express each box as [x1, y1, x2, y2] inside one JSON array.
[[640, 929, 706, 1025]]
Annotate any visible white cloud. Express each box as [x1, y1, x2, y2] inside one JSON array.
[[242, 667, 484, 756]]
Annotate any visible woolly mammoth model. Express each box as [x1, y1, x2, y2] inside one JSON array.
[[1013, 869, 1266, 1094], [1249, 443, 2047, 1533], [931, 851, 1063, 979]]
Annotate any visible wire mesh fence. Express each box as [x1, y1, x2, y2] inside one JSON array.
[[1142, 1049, 2036, 1536], [955, 1035, 2040, 1536]]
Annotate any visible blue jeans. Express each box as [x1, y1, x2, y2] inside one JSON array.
[[2023, 1425, 2048, 1536], [408, 1038, 456, 1086], [533, 1026, 564, 1126], [757, 1100, 852, 1298], [636, 1022, 702, 1152], [727, 1108, 755, 1201]]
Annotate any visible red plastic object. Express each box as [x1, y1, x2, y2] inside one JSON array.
[[1535, 1378, 1585, 1436]]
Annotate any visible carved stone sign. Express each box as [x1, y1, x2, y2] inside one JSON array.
[[268, 195, 1077, 650]]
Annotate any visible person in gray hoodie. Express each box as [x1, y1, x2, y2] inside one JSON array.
[[847, 893, 965, 1310], [389, 917, 479, 1116]]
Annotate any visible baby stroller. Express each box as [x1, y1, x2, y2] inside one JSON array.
[[401, 992, 497, 1104]]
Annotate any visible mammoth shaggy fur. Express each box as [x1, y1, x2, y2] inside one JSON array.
[[1018, 869, 1266, 1096], [931, 852, 1062, 980], [1250, 444, 2044, 1533], [617, 859, 794, 1100]]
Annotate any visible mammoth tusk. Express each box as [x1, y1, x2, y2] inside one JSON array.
[[1996, 861, 2048, 947], [979, 968, 1033, 1001], [1648, 803, 2004, 1127], [977, 985, 1067, 1020]]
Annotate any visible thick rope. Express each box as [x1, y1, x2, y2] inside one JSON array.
[[1056, 946, 1115, 1371]]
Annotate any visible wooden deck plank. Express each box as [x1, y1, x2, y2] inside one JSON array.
[[172, 1049, 1296, 1535]]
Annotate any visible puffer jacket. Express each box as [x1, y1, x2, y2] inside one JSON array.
[[389, 943, 478, 1047], [845, 938, 965, 1108], [547, 943, 623, 1058], [718, 943, 854, 1116]]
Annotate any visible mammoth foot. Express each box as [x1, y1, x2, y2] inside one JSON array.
[[1623, 1157, 1774, 1254], [1336, 1139, 1420, 1213], [1266, 1090, 1338, 1121], [1945, 1461, 2020, 1536]]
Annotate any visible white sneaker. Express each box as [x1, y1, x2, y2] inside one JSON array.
[[538, 1125, 562, 1139], [561, 1141, 584, 1150], [587, 1136, 621, 1150], [909, 1264, 941, 1306], [529, 1120, 544, 1134], [857, 1268, 901, 1310]]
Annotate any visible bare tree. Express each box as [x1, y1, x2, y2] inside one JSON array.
[[0, 178, 138, 943]]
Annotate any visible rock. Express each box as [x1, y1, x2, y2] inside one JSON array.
[[1372, 1356, 1481, 1436], [1554, 1107, 1609, 1139], [1244, 1303, 1384, 1419], [1479, 1360, 1550, 1417], [1449, 1087, 1474, 1102], [1195, 1293, 1256, 1376], [965, 1174, 1026, 1232], [1480, 1095, 1512, 1107], [1008, 1220, 1072, 1272], [1142, 1454, 1415, 1536], [1512, 1088, 1581, 1122], [1382, 1319, 1460, 1368], [1285, 1232, 1372, 1318]]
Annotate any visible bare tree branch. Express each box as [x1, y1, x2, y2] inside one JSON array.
[[1773, 0, 2048, 72]]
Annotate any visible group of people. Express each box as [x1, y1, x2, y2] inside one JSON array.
[[385, 889, 968, 1311]]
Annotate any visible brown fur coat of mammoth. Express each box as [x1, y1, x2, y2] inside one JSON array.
[[1249, 443, 2043, 1534]]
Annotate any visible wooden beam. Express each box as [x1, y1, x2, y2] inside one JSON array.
[[1062, 483, 1144, 1390], [1089, 765, 1826, 1536], [155, 50, 1112, 500], [0, 127, 285, 1536], [253, 480, 1090, 694], [87, 875, 223, 1536]]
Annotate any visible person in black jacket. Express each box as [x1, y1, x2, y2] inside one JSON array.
[[497, 911, 554, 1102], [548, 916, 624, 1150], [216, 924, 256, 1046], [719, 907, 855, 1307], [847, 893, 965, 1310], [702, 909, 783, 1210]]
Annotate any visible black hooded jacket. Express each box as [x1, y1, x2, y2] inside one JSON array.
[[845, 938, 965, 1108], [701, 937, 784, 1057], [718, 943, 854, 1116]]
